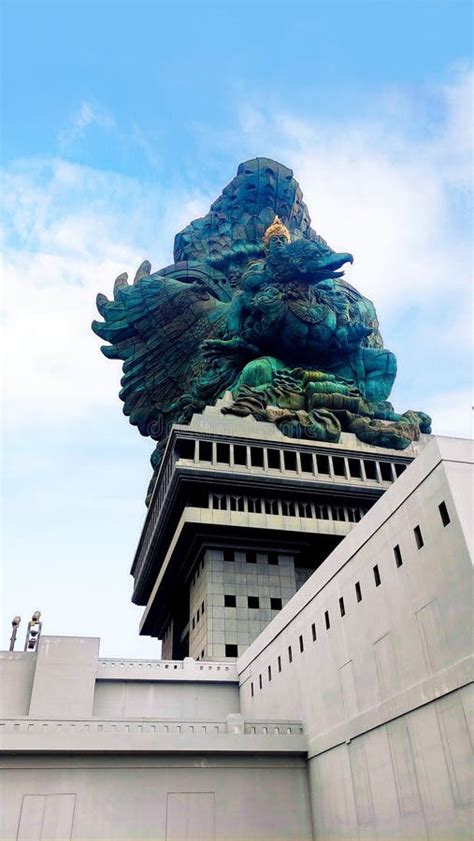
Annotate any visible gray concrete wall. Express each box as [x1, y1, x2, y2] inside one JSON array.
[[29, 636, 100, 719], [0, 637, 309, 840], [0, 653, 36, 716], [0, 755, 313, 841], [238, 436, 473, 840], [93, 679, 240, 719], [308, 682, 472, 841]]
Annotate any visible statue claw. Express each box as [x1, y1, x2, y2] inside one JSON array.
[[134, 260, 151, 283], [113, 272, 129, 296]]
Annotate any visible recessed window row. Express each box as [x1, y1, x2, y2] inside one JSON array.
[[180, 438, 408, 484], [249, 503, 451, 696], [391, 503, 449, 564], [249, 559, 388, 693], [224, 594, 283, 611], [210, 493, 367, 523]]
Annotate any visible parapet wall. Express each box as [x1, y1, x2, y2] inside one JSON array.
[[0, 645, 239, 721]]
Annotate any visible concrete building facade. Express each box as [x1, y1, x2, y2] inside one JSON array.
[[239, 435, 473, 840], [134, 403, 418, 661], [0, 432, 472, 840]]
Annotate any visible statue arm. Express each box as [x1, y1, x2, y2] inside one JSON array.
[[334, 322, 373, 349]]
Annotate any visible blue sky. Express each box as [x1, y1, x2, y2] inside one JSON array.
[[1, 0, 472, 656]]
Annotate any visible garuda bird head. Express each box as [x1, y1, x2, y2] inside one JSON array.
[[266, 237, 354, 285]]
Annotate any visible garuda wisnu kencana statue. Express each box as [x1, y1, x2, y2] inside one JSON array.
[[92, 158, 430, 500]]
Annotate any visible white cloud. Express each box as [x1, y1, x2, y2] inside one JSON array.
[[232, 68, 473, 325], [424, 388, 473, 440], [1, 158, 212, 427]]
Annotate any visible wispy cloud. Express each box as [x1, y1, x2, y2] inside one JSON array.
[[58, 99, 115, 151]]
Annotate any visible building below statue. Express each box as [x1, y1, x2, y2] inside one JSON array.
[[133, 400, 422, 661], [0, 434, 472, 840]]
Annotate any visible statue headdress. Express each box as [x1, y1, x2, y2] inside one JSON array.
[[263, 215, 291, 248]]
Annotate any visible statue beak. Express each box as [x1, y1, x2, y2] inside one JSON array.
[[330, 252, 353, 269], [320, 252, 354, 276], [308, 251, 354, 282]]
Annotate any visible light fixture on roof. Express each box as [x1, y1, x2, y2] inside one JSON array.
[[9, 616, 21, 651], [24, 610, 42, 653]]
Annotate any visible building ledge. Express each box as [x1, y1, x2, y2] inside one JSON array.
[[97, 657, 239, 683], [0, 717, 307, 755], [139, 508, 352, 635]]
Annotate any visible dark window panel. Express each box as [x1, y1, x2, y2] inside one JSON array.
[[251, 447, 264, 467], [199, 441, 212, 462], [364, 460, 377, 480], [216, 442, 230, 463], [414, 525, 424, 549], [394, 545, 403, 567], [438, 501, 450, 527]]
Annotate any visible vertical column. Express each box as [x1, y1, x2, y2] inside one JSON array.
[[295, 451, 302, 476], [246, 446, 251, 469], [375, 461, 383, 483], [360, 460, 367, 482], [29, 636, 99, 719], [328, 456, 335, 479]]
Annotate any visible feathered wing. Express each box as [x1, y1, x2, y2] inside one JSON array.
[[92, 261, 228, 441]]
